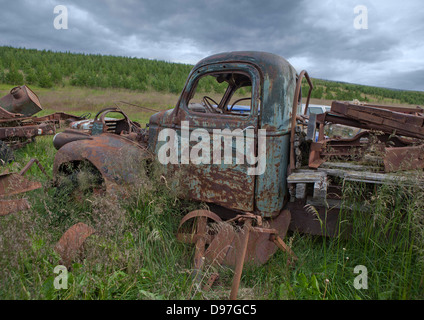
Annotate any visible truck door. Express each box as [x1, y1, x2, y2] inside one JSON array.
[[168, 63, 261, 212]]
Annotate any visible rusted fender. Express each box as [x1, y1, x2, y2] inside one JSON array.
[[53, 129, 92, 150], [54, 222, 95, 268], [53, 133, 152, 193]]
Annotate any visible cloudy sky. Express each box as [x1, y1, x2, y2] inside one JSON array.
[[0, 0, 423, 91]]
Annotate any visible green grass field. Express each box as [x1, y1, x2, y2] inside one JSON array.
[[1, 136, 423, 300], [1, 44, 424, 300], [0, 82, 423, 300]]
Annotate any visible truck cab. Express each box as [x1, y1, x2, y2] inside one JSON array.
[[53, 51, 312, 220], [147, 51, 306, 217]]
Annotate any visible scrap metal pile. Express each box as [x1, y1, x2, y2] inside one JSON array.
[[307, 101, 424, 172], [0, 85, 86, 163], [287, 100, 424, 236], [0, 85, 86, 215]]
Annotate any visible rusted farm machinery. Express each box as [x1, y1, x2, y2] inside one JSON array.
[[49, 51, 424, 299], [0, 85, 86, 216], [0, 85, 86, 164]]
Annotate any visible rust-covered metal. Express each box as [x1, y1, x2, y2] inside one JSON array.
[[177, 209, 294, 299], [0, 85, 42, 117], [53, 129, 92, 150], [289, 70, 313, 174], [330, 101, 424, 140], [0, 122, 55, 143], [53, 133, 151, 193], [384, 144, 424, 172], [148, 52, 302, 217], [0, 105, 19, 119], [53, 108, 151, 195], [54, 222, 95, 268], [0, 158, 47, 216], [0, 198, 30, 216], [49, 51, 424, 299], [0, 85, 86, 155], [308, 101, 424, 172]]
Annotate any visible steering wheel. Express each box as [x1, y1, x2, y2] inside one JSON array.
[[202, 96, 221, 113], [92, 107, 133, 134], [228, 97, 252, 112]]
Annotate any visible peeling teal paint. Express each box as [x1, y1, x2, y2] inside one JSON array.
[[149, 51, 298, 216]]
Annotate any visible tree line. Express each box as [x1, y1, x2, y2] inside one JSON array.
[[0, 46, 423, 105], [302, 78, 424, 105]]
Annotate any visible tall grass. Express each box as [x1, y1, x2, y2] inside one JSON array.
[[1, 135, 423, 300], [267, 179, 424, 300], [0, 137, 200, 299]]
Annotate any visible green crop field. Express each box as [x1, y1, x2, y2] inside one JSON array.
[[0, 47, 423, 300]]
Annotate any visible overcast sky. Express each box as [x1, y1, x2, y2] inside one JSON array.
[[0, 0, 423, 91]]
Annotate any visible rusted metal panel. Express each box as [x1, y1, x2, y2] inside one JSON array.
[[288, 200, 342, 237], [150, 53, 300, 216], [0, 122, 55, 141], [53, 133, 151, 193], [53, 129, 92, 150], [54, 223, 95, 268], [331, 101, 424, 140], [0, 198, 30, 216], [0, 172, 42, 196], [0, 158, 47, 216], [0, 86, 42, 116], [182, 163, 256, 212], [0, 105, 21, 119], [384, 144, 424, 172], [255, 133, 290, 216]]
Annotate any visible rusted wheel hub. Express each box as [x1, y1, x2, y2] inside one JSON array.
[[177, 209, 296, 299]]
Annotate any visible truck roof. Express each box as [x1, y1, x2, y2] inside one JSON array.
[[193, 51, 296, 76], [192, 51, 298, 131]]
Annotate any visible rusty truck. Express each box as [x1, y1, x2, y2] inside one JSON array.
[[51, 51, 424, 299]]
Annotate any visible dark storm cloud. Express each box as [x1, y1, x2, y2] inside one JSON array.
[[0, 0, 422, 90]]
